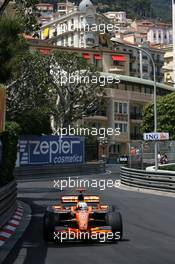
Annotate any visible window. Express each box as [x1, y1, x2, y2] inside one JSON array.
[[124, 124, 128, 133], [80, 17, 84, 27], [86, 38, 95, 44], [114, 102, 128, 115], [114, 102, 118, 113], [119, 103, 123, 113], [143, 65, 148, 73], [115, 123, 128, 133], [144, 86, 153, 94], [123, 103, 127, 114], [142, 55, 148, 60], [71, 34, 74, 45]]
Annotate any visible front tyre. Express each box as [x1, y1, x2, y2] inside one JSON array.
[[106, 211, 123, 241], [43, 212, 55, 242]]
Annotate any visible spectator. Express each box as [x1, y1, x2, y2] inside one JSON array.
[[160, 153, 168, 164], [158, 152, 161, 163]]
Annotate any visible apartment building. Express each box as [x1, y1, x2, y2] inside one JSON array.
[[28, 41, 174, 159], [29, 40, 130, 75], [147, 26, 172, 45], [104, 11, 131, 33], [127, 20, 172, 45], [115, 42, 164, 83], [162, 44, 173, 85], [36, 3, 54, 25], [40, 0, 113, 49], [84, 74, 174, 159]]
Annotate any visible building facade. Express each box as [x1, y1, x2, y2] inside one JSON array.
[[29, 40, 130, 75], [162, 44, 173, 85], [40, 0, 113, 49], [127, 20, 172, 45], [28, 41, 174, 160], [115, 42, 164, 83], [84, 75, 174, 160]]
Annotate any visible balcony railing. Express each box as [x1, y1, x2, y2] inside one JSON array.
[[114, 113, 128, 121], [109, 65, 125, 73]]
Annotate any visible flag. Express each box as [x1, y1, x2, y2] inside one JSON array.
[[43, 27, 49, 38]]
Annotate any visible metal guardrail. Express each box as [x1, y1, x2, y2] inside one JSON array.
[[121, 166, 175, 192], [0, 180, 17, 228], [14, 162, 106, 177]]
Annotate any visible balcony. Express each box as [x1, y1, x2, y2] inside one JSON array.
[[109, 65, 125, 74], [114, 113, 128, 121]]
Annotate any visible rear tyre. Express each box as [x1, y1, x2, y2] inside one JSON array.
[[106, 211, 123, 242]]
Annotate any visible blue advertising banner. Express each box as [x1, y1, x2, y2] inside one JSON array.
[[18, 136, 84, 166]]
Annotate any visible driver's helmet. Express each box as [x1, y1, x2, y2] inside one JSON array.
[[77, 201, 88, 211]]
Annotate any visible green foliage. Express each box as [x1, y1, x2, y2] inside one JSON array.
[[15, 109, 52, 135], [15, 0, 41, 36], [0, 17, 27, 83], [141, 92, 175, 139], [159, 164, 175, 171], [95, 0, 171, 21], [6, 51, 52, 135], [0, 121, 21, 187], [7, 50, 104, 132]]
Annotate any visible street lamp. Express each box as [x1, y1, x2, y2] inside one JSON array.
[[111, 38, 158, 170]]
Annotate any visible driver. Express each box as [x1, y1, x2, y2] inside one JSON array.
[[76, 193, 88, 210], [71, 193, 88, 215], [77, 201, 88, 211]]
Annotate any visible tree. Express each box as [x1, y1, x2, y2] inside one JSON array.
[[0, 17, 27, 83], [7, 50, 105, 134], [6, 51, 52, 134], [141, 92, 175, 139], [46, 50, 105, 131], [0, 0, 40, 36]]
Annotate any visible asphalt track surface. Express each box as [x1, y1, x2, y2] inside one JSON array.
[[3, 165, 175, 264]]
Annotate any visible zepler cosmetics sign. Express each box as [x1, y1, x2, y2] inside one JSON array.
[[18, 136, 84, 166]]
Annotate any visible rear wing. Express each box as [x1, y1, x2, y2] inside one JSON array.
[[61, 195, 100, 203]]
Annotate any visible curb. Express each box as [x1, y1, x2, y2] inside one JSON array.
[[0, 204, 23, 247], [0, 201, 31, 264]]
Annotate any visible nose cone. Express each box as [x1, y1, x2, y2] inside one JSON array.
[[76, 211, 89, 230]]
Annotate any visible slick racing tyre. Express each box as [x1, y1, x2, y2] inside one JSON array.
[[106, 210, 123, 241], [43, 212, 59, 242]]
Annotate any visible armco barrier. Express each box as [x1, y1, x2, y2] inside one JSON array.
[[14, 162, 106, 177], [0, 180, 17, 228], [121, 166, 175, 192]]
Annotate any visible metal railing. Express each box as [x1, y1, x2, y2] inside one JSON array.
[[0, 180, 17, 228], [121, 166, 175, 192]]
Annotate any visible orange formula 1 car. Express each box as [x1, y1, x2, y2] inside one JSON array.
[[43, 190, 123, 243]]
